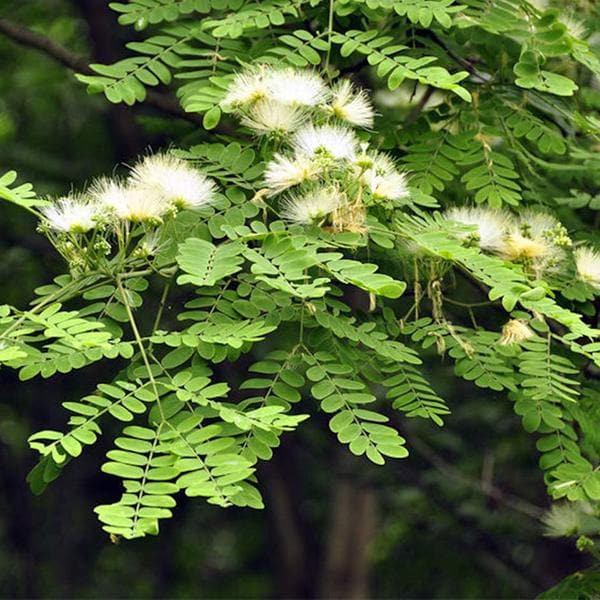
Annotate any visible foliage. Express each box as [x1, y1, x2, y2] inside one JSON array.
[[4, 0, 600, 596]]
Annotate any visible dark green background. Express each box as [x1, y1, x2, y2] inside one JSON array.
[[0, 2, 587, 597]]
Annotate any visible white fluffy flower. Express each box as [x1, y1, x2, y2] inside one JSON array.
[[136, 230, 165, 257], [263, 153, 319, 196], [281, 187, 344, 224], [222, 67, 327, 110], [90, 177, 129, 216], [91, 178, 168, 222], [292, 124, 357, 160], [361, 153, 409, 202], [120, 188, 171, 223], [562, 15, 587, 39], [41, 196, 99, 233], [129, 154, 216, 210], [241, 99, 307, 135], [502, 212, 560, 260], [502, 231, 554, 265], [574, 247, 600, 288], [329, 80, 375, 128], [501, 211, 570, 276], [444, 206, 511, 253], [542, 502, 596, 538], [264, 68, 328, 107], [499, 319, 534, 345], [221, 70, 269, 108], [525, 211, 563, 239]]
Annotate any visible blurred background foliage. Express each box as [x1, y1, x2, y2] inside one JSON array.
[[0, 1, 595, 597]]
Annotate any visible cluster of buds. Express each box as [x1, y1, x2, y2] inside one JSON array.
[[222, 66, 409, 232]]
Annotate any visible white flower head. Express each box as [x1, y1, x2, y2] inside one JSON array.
[[241, 99, 307, 136], [135, 230, 166, 257], [129, 154, 216, 210], [574, 247, 600, 288], [120, 187, 171, 223], [524, 211, 565, 241], [91, 177, 169, 223], [562, 15, 587, 39], [502, 233, 547, 262], [263, 153, 319, 196], [221, 69, 269, 108], [264, 68, 328, 107], [41, 196, 99, 234], [501, 211, 570, 276], [329, 79, 375, 128], [499, 319, 534, 345], [502, 212, 563, 259], [542, 502, 596, 538], [445, 206, 511, 254], [361, 153, 409, 202], [293, 124, 357, 161], [281, 187, 344, 225], [89, 177, 129, 218]]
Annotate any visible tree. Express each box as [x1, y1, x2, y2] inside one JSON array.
[[2, 0, 600, 597]]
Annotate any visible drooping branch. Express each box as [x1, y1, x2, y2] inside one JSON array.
[[0, 17, 202, 125]]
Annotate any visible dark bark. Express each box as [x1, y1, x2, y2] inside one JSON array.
[[318, 478, 377, 599], [261, 441, 378, 600], [260, 444, 318, 599], [73, 0, 144, 160]]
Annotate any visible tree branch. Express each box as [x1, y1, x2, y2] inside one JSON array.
[[396, 419, 545, 521], [428, 30, 489, 84], [0, 17, 202, 125]]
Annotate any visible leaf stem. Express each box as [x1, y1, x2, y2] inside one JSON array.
[[150, 277, 173, 337], [117, 277, 165, 422], [324, 0, 335, 74]]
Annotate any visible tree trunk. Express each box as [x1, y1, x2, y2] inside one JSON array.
[[319, 479, 377, 599], [74, 0, 144, 160]]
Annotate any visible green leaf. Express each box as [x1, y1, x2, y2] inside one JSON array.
[[177, 239, 244, 287], [203, 105, 222, 130], [102, 462, 145, 479]]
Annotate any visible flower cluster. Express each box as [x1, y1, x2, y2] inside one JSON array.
[[222, 66, 409, 231], [222, 67, 374, 135], [444, 206, 575, 279], [39, 154, 216, 270], [40, 154, 216, 234]]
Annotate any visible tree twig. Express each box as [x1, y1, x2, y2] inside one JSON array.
[[0, 17, 202, 125], [428, 30, 489, 84], [396, 419, 545, 521]]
